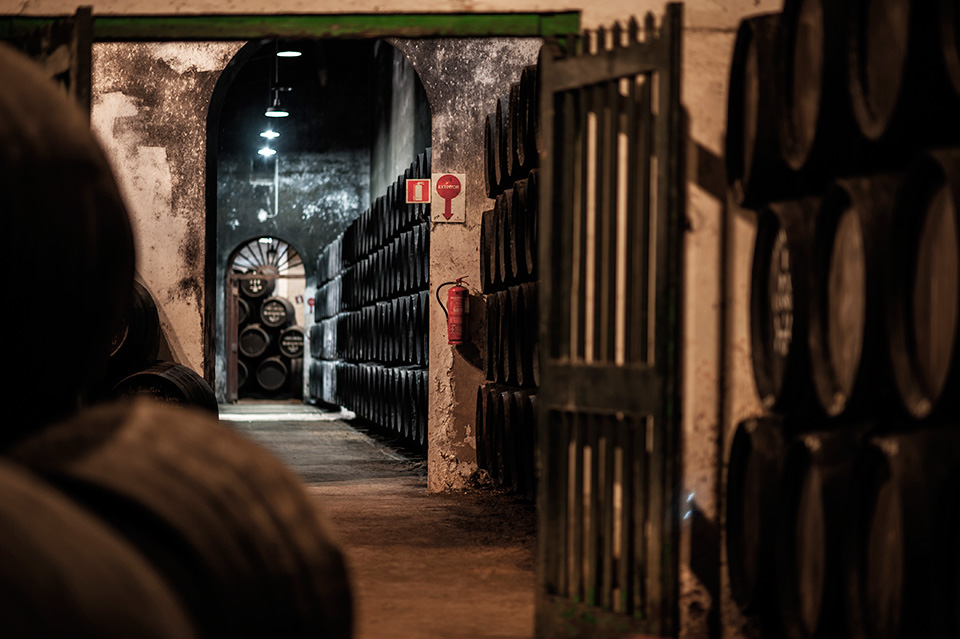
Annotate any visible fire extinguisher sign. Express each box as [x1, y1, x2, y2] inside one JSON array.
[[431, 173, 466, 223], [406, 179, 430, 204]]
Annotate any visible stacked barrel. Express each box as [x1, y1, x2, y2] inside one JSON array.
[[96, 279, 217, 414], [310, 149, 431, 451], [725, 3, 960, 639], [476, 64, 541, 500], [236, 271, 305, 400]]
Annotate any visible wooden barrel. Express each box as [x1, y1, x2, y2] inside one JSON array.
[[108, 279, 161, 377], [847, 0, 960, 149], [481, 208, 497, 293], [495, 93, 513, 192], [778, 0, 864, 180], [512, 285, 530, 387], [516, 64, 539, 175], [7, 400, 353, 639], [505, 82, 522, 182], [750, 200, 820, 415], [110, 361, 218, 415], [484, 112, 501, 199], [237, 358, 249, 389], [775, 428, 860, 639], [485, 291, 501, 382], [0, 460, 198, 638], [726, 416, 786, 617], [239, 323, 272, 359], [521, 281, 541, 387], [510, 180, 531, 282], [240, 265, 278, 300], [259, 296, 295, 328], [726, 13, 807, 208], [256, 356, 288, 392], [498, 288, 517, 385], [887, 151, 960, 419], [1, 43, 135, 434], [279, 325, 305, 359], [525, 170, 540, 278], [513, 389, 538, 500], [499, 388, 518, 491], [845, 428, 960, 639], [497, 189, 515, 287], [238, 296, 251, 326], [808, 176, 900, 419]]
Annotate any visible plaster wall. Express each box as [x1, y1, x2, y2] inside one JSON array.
[[15, 0, 790, 636]]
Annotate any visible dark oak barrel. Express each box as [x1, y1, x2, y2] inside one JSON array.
[[238, 296, 250, 325], [1, 43, 134, 436], [847, 0, 960, 149], [259, 295, 296, 328], [239, 323, 272, 359], [726, 13, 807, 208], [484, 112, 500, 198], [0, 460, 197, 638], [505, 82, 522, 182], [778, 0, 864, 181], [7, 400, 352, 639], [279, 325, 306, 359], [775, 428, 861, 639], [887, 151, 960, 419], [495, 93, 513, 192], [516, 64, 539, 175], [240, 265, 278, 300], [808, 176, 900, 419], [109, 279, 161, 375], [750, 200, 820, 415], [726, 416, 786, 617], [256, 356, 288, 392], [237, 358, 249, 389], [845, 428, 960, 639], [110, 361, 218, 415], [497, 189, 516, 287]]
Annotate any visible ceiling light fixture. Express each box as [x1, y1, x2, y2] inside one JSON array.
[[258, 146, 277, 157], [260, 128, 280, 139], [277, 50, 301, 58], [264, 95, 289, 118]]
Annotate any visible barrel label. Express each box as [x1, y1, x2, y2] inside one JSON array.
[[770, 228, 793, 357]]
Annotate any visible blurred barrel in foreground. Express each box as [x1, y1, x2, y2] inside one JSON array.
[[8, 400, 353, 639], [110, 361, 217, 415]]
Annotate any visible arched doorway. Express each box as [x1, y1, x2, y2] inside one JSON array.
[[226, 236, 306, 402], [208, 38, 431, 404]]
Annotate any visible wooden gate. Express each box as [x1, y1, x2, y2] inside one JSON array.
[[536, 4, 684, 637]]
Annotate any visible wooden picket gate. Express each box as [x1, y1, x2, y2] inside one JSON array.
[[536, 4, 684, 637]]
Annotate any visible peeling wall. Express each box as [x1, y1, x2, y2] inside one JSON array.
[[91, 42, 242, 376]]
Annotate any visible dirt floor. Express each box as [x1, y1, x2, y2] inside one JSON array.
[[220, 402, 537, 639]]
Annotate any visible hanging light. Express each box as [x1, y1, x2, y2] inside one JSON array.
[[264, 93, 289, 118], [260, 128, 280, 139], [277, 49, 301, 58], [258, 146, 277, 157]]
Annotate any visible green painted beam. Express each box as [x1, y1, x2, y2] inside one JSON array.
[[0, 13, 580, 41]]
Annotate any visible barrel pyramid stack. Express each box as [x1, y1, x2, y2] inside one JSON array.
[[725, 2, 960, 638]]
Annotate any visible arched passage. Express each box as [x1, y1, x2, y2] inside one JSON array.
[[206, 38, 431, 403]]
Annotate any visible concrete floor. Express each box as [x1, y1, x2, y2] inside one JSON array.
[[219, 402, 537, 639]]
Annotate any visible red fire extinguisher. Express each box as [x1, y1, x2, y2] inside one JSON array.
[[438, 277, 469, 345]]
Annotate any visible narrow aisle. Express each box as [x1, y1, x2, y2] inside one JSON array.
[[220, 403, 536, 639]]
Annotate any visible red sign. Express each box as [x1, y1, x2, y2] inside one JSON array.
[[406, 179, 431, 204], [435, 174, 462, 220]]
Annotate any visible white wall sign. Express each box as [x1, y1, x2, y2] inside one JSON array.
[[431, 173, 466, 223]]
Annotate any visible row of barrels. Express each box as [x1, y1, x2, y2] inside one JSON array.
[[309, 291, 429, 367], [475, 385, 538, 500], [309, 361, 428, 449], [726, 2, 960, 209], [97, 279, 217, 414], [317, 148, 431, 285], [314, 225, 429, 320], [237, 289, 304, 400], [485, 283, 540, 388], [475, 64, 543, 496], [481, 171, 539, 293], [726, 417, 960, 639], [750, 150, 960, 423], [484, 64, 540, 198], [309, 151, 431, 451]]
